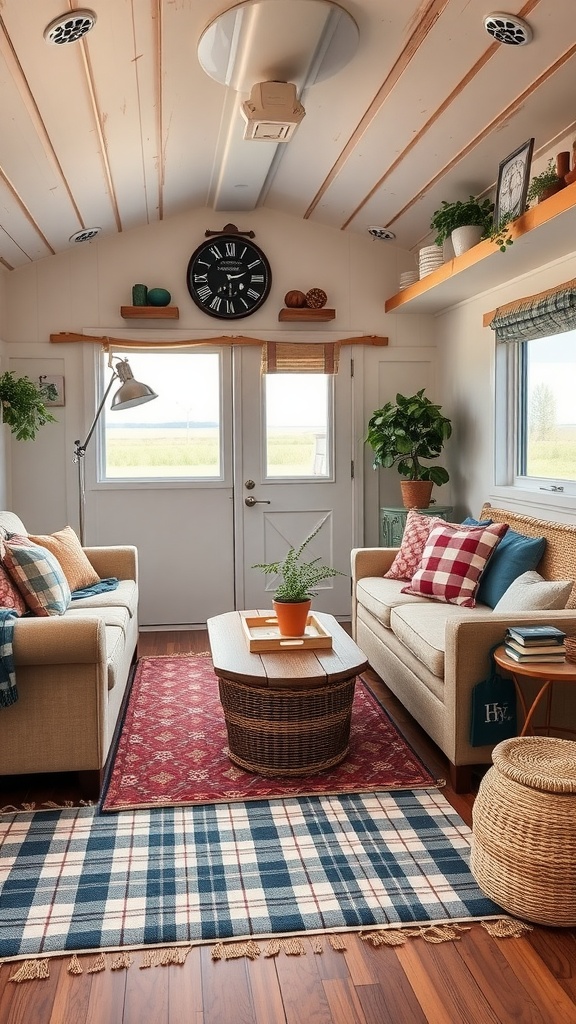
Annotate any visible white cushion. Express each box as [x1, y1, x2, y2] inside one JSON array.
[[494, 570, 573, 612]]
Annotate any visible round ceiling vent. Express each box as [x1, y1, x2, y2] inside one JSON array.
[[367, 226, 396, 241], [483, 13, 533, 45], [69, 227, 101, 244], [44, 10, 97, 45]]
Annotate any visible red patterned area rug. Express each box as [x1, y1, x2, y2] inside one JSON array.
[[101, 654, 439, 811]]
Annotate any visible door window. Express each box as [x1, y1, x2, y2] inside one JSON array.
[[264, 374, 332, 479]]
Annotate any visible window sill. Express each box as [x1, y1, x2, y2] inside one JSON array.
[[489, 486, 576, 521]]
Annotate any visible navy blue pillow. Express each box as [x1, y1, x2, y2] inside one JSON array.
[[461, 517, 493, 527], [476, 528, 546, 608]]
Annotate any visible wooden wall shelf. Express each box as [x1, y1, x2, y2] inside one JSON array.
[[121, 306, 179, 319], [278, 308, 335, 322], [384, 181, 576, 315]]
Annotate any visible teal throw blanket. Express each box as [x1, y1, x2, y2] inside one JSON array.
[[71, 577, 120, 601], [0, 608, 19, 707]]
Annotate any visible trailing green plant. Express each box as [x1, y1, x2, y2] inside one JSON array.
[[0, 372, 57, 440], [430, 196, 494, 247], [487, 211, 515, 253], [252, 518, 345, 601], [526, 159, 561, 203], [365, 389, 452, 485]]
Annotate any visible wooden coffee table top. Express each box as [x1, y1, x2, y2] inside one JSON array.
[[207, 610, 368, 689]]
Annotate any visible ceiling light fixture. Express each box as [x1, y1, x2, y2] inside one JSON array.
[[367, 226, 396, 240], [69, 228, 101, 244], [44, 10, 97, 45], [483, 13, 533, 45]]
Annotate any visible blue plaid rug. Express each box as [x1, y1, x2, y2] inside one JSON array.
[[0, 789, 502, 961]]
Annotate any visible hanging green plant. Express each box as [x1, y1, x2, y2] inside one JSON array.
[[0, 372, 58, 440]]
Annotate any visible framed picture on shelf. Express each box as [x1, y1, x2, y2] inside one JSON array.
[[494, 138, 534, 226]]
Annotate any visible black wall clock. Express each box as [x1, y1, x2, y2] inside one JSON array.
[[186, 233, 272, 319]]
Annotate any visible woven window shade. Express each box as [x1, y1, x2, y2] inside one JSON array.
[[261, 342, 340, 374], [489, 278, 576, 342]]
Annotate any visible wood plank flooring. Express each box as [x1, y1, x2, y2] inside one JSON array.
[[1, 628, 575, 1024]]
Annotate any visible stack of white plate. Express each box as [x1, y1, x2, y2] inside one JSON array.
[[398, 270, 418, 291], [418, 245, 444, 279]]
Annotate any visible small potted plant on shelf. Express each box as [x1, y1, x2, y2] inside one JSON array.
[[526, 159, 564, 204], [0, 372, 57, 440], [365, 389, 452, 509], [430, 196, 495, 256], [252, 519, 345, 637]]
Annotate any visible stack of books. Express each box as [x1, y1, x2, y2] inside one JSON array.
[[504, 625, 567, 663]]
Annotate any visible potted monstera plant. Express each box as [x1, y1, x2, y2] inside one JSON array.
[[365, 389, 452, 509], [252, 519, 345, 637]]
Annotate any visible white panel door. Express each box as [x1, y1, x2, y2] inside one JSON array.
[[236, 345, 354, 617]]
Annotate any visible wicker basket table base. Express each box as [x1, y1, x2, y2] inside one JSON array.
[[207, 610, 369, 778], [218, 674, 355, 776], [471, 736, 576, 926]]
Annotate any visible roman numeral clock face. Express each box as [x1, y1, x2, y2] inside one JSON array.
[[186, 236, 272, 319]]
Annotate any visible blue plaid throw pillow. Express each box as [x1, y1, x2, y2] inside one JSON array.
[[3, 540, 71, 616]]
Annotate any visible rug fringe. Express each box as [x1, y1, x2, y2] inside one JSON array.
[[481, 918, 533, 938], [2, 919, 531, 980]]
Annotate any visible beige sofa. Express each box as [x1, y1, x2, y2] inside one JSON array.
[[352, 504, 576, 791], [0, 512, 138, 795]]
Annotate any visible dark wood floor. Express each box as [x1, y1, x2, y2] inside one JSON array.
[[1, 628, 575, 1024]]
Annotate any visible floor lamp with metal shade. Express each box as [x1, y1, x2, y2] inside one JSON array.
[[73, 357, 158, 545]]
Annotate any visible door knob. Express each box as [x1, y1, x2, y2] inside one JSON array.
[[245, 496, 271, 507]]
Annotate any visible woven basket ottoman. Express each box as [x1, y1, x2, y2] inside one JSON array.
[[471, 736, 576, 926]]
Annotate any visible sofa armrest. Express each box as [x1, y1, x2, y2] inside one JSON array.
[[444, 609, 576, 764], [83, 545, 138, 582], [351, 547, 399, 639], [12, 616, 106, 666], [351, 547, 398, 582]]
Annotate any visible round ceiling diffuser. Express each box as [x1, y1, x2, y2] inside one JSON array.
[[483, 13, 532, 45], [69, 227, 101, 244], [44, 10, 97, 45], [367, 226, 396, 240]]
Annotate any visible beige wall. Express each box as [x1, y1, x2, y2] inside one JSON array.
[[435, 251, 576, 523], [3, 207, 437, 534]]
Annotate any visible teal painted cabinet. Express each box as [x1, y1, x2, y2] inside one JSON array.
[[379, 506, 454, 547]]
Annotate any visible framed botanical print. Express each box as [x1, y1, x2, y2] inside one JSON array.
[[494, 138, 534, 226]]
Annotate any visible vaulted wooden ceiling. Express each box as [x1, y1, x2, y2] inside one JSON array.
[[0, 0, 573, 270]]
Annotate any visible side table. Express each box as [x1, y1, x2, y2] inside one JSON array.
[[493, 645, 576, 737], [379, 505, 453, 547]]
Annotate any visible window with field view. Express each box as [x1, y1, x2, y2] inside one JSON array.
[[102, 351, 221, 479], [518, 332, 576, 488], [264, 374, 331, 478]]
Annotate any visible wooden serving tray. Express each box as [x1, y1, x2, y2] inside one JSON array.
[[241, 613, 333, 652]]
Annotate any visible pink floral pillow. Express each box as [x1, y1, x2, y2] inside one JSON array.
[[401, 522, 509, 608], [384, 511, 445, 581], [0, 561, 26, 615]]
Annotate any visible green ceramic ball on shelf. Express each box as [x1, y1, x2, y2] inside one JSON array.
[[147, 287, 171, 307]]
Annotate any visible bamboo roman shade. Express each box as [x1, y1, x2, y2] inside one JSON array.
[[261, 342, 340, 374], [488, 278, 576, 342]]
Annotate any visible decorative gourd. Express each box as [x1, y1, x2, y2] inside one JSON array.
[[284, 290, 307, 308]]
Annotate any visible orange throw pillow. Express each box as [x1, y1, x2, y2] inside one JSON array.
[[27, 526, 100, 592]]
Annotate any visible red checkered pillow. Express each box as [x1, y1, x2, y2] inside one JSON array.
[[401, 522, 509, 607], [384, 511, 445, 581]]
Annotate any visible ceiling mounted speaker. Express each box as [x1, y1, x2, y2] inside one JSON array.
[[241, 82, 305, 141], [44, 10, 97, 45], [69, 227, 101, 244], [367, 226, 396, 240], [483, 13, 533, 45]]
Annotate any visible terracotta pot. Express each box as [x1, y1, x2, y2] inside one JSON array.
[[272, 598, 311, 637], [400, 480, 433, 509], [538, 181, 565, 203]]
